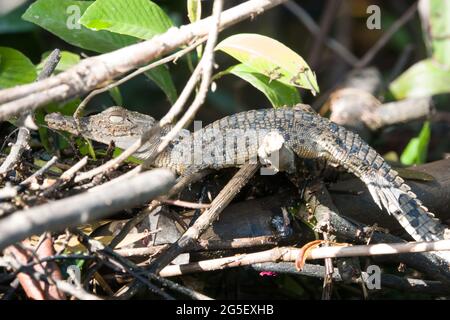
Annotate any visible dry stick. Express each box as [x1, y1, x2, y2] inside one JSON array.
[[361, 97, 432, 131], [309, 181, 450, 283], [108, 0, 224, 250], [72, 229, 174, 300], [308, 0, 343, 68], [36, 49, 62, 81], [283, 1, 358, 66], [3, 252, 100, 300], [53, 280, 102, 300], [0, 49, 61, 175], [20, 156, 58, 186], [160, 199, 211, 209], [0, 0, 287, 120], [322, 234, 333, 300], [0, 169, 175, 251], [356, 2, 418, 68], [142, 0, 224, 168], [152, 7, 219, 152], [108, 169, 212, 249], [158, 240, 450, 278], [41, 156, 88, 196], [73, 37, 206, 121], [115, 164, 260, 298], [73, 52, 205, 183], [150, 164, 260, 273], [0, 128, 30, 175], [85, 165, 142, 191], [304, 179, 334, 300], [73, 27, 210, 183], [0, 152, 58, 200], [73, 229, 211, 300], [115, 235, 280, 258], [249, 262, 450, 295]]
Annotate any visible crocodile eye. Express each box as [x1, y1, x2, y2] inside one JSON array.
[[109, 115, 124, 123]]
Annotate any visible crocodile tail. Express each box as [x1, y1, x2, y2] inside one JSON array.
[[359, 167, 447, 242], [321, 122, 449, 243]]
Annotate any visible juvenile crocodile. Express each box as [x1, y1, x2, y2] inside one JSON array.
[[45, 105, 450, 252]]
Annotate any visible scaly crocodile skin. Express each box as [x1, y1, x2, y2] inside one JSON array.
[[45, 105, 449, 246]]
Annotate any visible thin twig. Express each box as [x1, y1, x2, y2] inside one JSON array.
[[149, 163, 259, 274], [0, 128, 30, 175], [37, 49, 62, 81], [42, 156, 88, 196], [20, 156, 58, 186], [0, 49, 61, 175], [117, 163, 259, 298], [3, 250, 100, 300], [108, 169, 212, 249], [158, 241, 450, 277], [114, 235, 280, 257], [74, 37, 206, 120], [249, 262, 450, 295], [308, 0, 343, 68], [356, 2, 418, 68], [74, 229, 212, 300], [304, 180, 450, 283], [160, 199, 211, 209], [143, 0, 223, 167], [304, 179, 335, 299], [0, 169, 175, 251], [283, 1, 358, 66], [0, 0, 288, 121]]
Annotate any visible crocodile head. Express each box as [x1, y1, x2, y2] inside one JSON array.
[[45, 106, 157, 150]]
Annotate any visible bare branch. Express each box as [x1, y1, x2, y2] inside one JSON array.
[[158, 241, 450, 277], [0, 0, 288, 121], [0, 128, 30, 175], [283, 1, 358, 66], [356, 2, 418, 68], [0, 169, 175, 251]]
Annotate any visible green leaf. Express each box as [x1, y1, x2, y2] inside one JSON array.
[[0, 47, 36, 88], [400, 121, 431, 165], [187, 0, 202, 58], [79, 0, 173, 40], [216, 33, 319, 95], [22, 0, 137, 53], [144, 66, 177, 104], [23, 0, 177, 103], [37, 50, 80, 74], [224, 63, 300, 108], [76, 138, 96, 160], [112, 148, 142, 164], [108, 86, 123, 106], [429, 0, 450, 66], [420, 0, 450, 66], [389, 59, 450, 99], [187, 0, 201, 23]]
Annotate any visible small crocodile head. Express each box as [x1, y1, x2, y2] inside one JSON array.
[[45, 106, 157, 150]]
